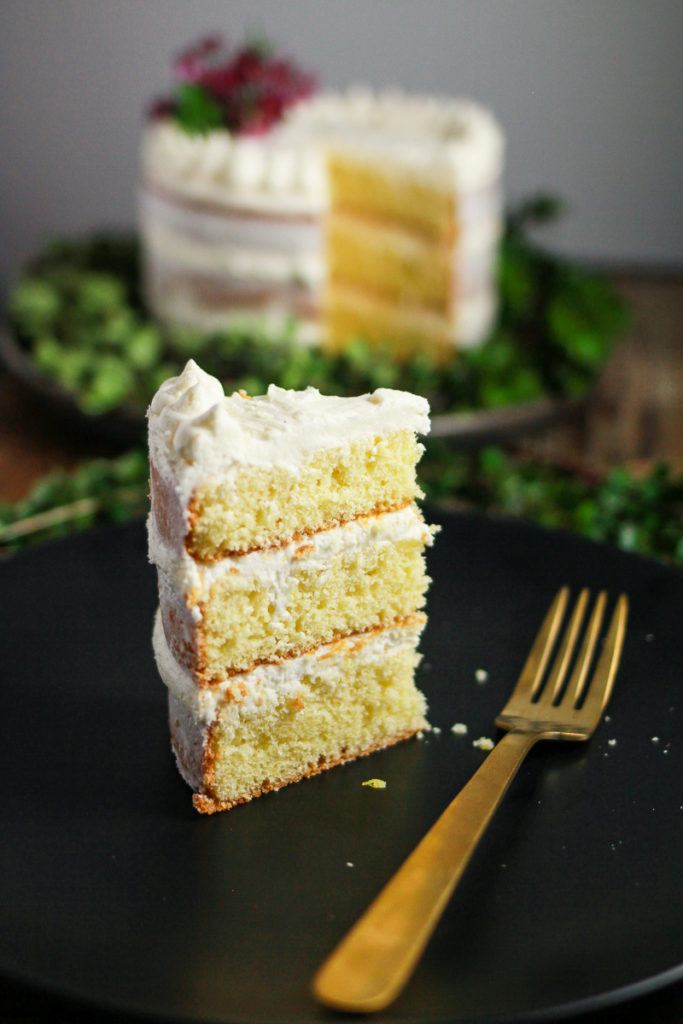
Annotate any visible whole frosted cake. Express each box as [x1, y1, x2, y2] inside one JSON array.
[[140, 35, 504, 358], [147, 360, 437, 812]]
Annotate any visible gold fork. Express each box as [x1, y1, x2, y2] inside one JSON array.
[[312, 587, 628, 1013]]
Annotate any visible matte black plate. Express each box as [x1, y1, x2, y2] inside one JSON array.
[[0, 512, 681, 1023]]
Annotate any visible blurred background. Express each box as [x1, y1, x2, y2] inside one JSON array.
[[0, 0, 682, 554], [1, 0, 682, 283]]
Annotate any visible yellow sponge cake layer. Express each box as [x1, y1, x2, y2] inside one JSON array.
[[186, 431, 423, 561], [148, 361, 430, 561], [152, 505, 435, 680], [325, 284, 455, 361], [326, 214, 452, 312], [156, 611, 428, 814], [327, 152, 456, 242]]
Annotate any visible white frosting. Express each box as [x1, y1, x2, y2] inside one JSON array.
[[453, 289, 499, 348], [150, 504, 435, 642], [141, 218, 324, 285], [142, 88, 503, 212], [153, 607, 425, 727], [142, 122, 326, 215], [142, 276, 322, 343], [139, 186, 325, 286], [148, 360, 430, 507]]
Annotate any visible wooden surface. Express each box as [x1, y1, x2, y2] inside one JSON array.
[[534, 271, 683, 473], [588, 274, 683, 467]]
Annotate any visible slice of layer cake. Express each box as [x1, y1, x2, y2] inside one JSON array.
[[148, 360, 436, 813]]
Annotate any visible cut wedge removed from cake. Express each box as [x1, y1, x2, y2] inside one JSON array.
[[148, 360, 437, 812], [140, 37, 504, 356]]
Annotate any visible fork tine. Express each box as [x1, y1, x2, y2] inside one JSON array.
[[537, 589, 590, 705], [579, 594, 629, 725], [560, 591, 606, 708], [513, 587, 569, 702]]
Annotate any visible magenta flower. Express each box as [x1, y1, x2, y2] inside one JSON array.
[[150, 34, 316, 135]]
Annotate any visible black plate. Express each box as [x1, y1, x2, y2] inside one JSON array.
[[0, 512, 681, 1023]]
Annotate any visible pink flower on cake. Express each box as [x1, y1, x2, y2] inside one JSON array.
[[153, 33, 316, 136]]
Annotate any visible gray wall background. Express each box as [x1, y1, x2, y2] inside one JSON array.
[[1, 0, 682, 294]]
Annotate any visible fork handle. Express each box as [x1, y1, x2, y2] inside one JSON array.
[[312, 728, 539, 1013]]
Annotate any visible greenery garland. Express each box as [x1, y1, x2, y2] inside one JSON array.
[[421, 444, 682, 562], [1, 446, 680, 563], [7, 197, 627, 423], [4, 195, 678, 563]]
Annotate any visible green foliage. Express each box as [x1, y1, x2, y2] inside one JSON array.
[[173, 82, 224, 134], [0, 450, 149, 553], [420, 444, 683, 563], [7, 199, 666, 561], [2, 445, 680, 563], [8, 199, 627, 429], [498, 200, 628, 397], [8, 235, 151, 415]]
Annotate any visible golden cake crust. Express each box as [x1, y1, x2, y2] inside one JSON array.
[[190, 725, 423, 815]]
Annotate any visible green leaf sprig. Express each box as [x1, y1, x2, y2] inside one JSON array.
[[0, 450, 149, 554], [174, 82, 224, 134], [420, 444, 683, 563], [7, 198, 627, 427]]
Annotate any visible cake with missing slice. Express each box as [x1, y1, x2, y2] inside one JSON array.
[[147, 360, 437, 812], [140, 35, 504, 358]]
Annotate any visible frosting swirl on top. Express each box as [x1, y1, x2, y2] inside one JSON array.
[[142, 87, 504, 213], [147, 360, 430, 498]]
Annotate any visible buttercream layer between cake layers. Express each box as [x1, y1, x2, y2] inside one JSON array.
[[148, 360, 430, 561], [139, 183, 323, 341], [150, 503, 436, 681], [154, 610, 428, 813]]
